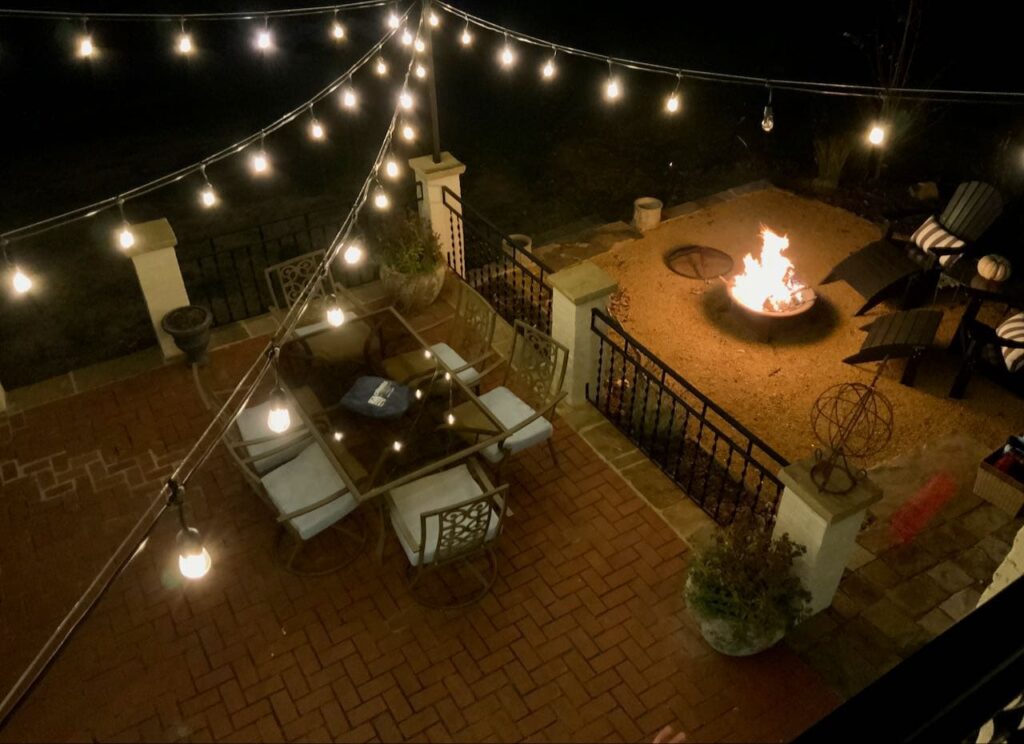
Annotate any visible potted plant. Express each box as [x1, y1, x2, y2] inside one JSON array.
[[685, 513, 810, 656], [161, 305, 213, 365], [372, 210, 446, 312]]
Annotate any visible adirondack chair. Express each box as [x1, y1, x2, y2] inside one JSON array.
[[823, 182, 1003, 316]]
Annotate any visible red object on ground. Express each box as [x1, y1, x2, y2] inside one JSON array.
[[890, 471, 958, 545]]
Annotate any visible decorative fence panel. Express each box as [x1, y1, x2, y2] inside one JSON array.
[[588, 308, 787, 525], [176, 208, 377, 327], [440, 186, 553, 333]]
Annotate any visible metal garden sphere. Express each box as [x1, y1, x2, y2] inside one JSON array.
[[811, 382, 894, 459]]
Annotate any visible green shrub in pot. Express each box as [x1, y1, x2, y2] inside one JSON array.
[[371, 210, 447, 311]]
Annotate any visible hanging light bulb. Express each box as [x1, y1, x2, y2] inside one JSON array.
[[541, 49, 557, 80], [401, 28, 413, 46], [446, 411, 456, 425], [251, 136, 270, 175], [384, 158, 400, 179], [256, 19, 272, 51], [332, 430, 344, 442], [116, 200, 135, 250], [177, 527, 211, 580], [267, 385, 291, 433], [665, 72, 682, 113], [868, 123, 887, 146], [415, 63, 427, 79], [401, 122, 417, 141], [176, 20, 194, 56], [460, 22, 472, 46], [373, 183, 390, 210], [343, 243, 364, 265], [424, 349, 433, 359], [428, 10, 440, 27], [500, 35, 515, 68], [604, 62, 621, 101], [198, 165, 218, 208], [386, 8, 400, 29], [341, 84, 358, 109], [399, 89, 414, 110], [330, 11, 346, 40], [77, 21, 95, 59], [392, 440, 403, 452], [761, 86, 774, 133], [375, 56, 388, 75], [308, 107, 325, 141], [325, 293, 345, 327], [414, 37, 425, 53], [11, 266, 32, 295], [414, 388, 423, 400]]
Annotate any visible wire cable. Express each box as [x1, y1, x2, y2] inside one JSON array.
[[0, 1, 387, 22]]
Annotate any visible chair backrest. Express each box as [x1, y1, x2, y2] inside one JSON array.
[[449, 282, 498, 361], [420, 484, 509, 566], [265, 250, 336, 313], [939, 182, 1003, 243], [504, 320, 569, 410]]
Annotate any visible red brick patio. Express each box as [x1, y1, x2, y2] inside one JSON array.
[[0, 337, 838, 743]]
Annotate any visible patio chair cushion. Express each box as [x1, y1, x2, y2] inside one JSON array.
[[382, 342, 481, 386], [477, 386, 553, 463], [429, 342, 482, 385], [388, 464, 501, 566], [996, 313, 1024, 373], [260, 442, 356, 540], [911, 215, 965, 266], [236, 402, 307, 475]]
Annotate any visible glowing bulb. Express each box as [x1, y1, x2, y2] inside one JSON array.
[[373, 187, 390, 210], [177, 33, 193, 55], [424, 349, 433, 359], [77, 35, 94, 58], [868, 124, 886, 146], [177, 527, 210, 580], [309, 120, 325, 140], [414, 389, 423, 400], [401, 123, 416, 141], [393, 440, 403, 452], [666, 93, 680, 113], [256, 29, 272, 50], [375, 57, 388, 75], [399, 91, 414, 110], [251, 150, 269, 174], [343, 244, 363, 265], [326, 305, 345, 327], [542, 59, 555, 79], [460, 28, 472, 46], [342, 87, 357, 109], [428, 11, 440, 27], [605, 78, 621, 101], [119, 226, 135, 250], [761, 105, 775, 133], [500, 45, 515, 68], [401, 28, 413, 46], [11, 268, 32, 295], [331, 21, 346, 40], [267, 389, 291, 433], [200, 185, 218, 208], [444, 372, 451, 382], [384, 159, 400, 178], [387, 11, 400, 29], [415, 63, 427, 79], [446, 412, 456, 425], [333, 430, 344, 442], [414, 37, 425, 53]]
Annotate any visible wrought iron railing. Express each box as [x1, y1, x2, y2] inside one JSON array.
[[176, 208, 377, 326], [587, 308, 787, 524], [440, 186, 553, 333], [795, 573, 1024, 743]]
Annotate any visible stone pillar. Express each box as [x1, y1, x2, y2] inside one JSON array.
[[125, 218, 190, 361], [409, 152, 466, 273], [548, 261, 618, 407], [772, 454, 882, 616]]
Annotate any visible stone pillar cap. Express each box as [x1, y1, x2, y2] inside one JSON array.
[[408, 152, 466, 179], [778, 452, 882, 524], [124, 218, 177, 255], [549, 261, 617, 305]]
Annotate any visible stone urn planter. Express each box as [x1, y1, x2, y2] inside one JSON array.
[[161, 305, 213, 365], [685, 577, 786, 656], [632, 197, 663, 232], [504, 234, 533, 254], [380, 262, 447, 313]]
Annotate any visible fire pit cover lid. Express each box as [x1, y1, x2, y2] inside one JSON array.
[[664, 245, 734, 281]]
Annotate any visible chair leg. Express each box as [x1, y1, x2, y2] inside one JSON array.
[[547, 438, 559, 469], [900, 350, 923, 387]]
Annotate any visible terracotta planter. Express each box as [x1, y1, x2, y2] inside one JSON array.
[[685, 577, 786, 656], [380, 262, 447, 313], [161, 305, 213, 365]]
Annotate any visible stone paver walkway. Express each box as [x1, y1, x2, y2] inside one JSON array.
[[0, 335, 838, 742]]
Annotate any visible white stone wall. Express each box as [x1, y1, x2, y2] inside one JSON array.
[[977, 525, 1024, 606]]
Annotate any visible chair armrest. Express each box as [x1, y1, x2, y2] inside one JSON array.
[[930, 246, 966, 257], [384, 492, 421, 553]]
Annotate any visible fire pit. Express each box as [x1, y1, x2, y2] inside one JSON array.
[[727, 227, 816, 317]]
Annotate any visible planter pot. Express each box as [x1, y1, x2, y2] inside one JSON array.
[[685, 577, 785, 656], [633, 197, 663, 232], [161, 305, 213, 365], [380, 262, 447, 313], [503, 234, 533, 254]]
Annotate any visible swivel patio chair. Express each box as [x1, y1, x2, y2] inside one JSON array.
[[385, 458, 509, 607], [449, 320, 568, 478], [823, 182, 1003, 315], [381, 281, 499, 389], [949, 311, 1024, 399]]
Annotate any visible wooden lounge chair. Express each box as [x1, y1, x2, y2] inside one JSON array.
[[949, 312, 1024, 399], [823, 182, 1003, 316], [843, 308, 943, 386]]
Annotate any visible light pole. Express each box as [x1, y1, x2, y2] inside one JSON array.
[[422, 0, 442, 164]]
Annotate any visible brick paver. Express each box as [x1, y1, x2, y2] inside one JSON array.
[[0, 337, 838, 742]]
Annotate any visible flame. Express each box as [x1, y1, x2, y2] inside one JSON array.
[[730, 227, 810, 313]]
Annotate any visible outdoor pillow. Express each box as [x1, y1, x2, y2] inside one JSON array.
[[340, 376, 411, 418], [996, 312, 1024, 373], [911, 215, 965, 266]]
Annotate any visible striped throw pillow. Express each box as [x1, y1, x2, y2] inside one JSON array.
[[911, 215, 965, 266], [996, 312, 1024, 373]]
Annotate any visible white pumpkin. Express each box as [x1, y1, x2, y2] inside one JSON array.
[[978, 254, 1012, 282]]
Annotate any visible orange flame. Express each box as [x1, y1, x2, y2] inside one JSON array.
[[730, 227, 810, 313]]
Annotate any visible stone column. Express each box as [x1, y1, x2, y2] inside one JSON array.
[[548, 261, 618, 407], [772, 454, 882, 616], [125, 218, 190, 361], [409, 152, 466, 273]]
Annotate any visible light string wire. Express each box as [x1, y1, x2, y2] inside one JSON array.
[[0, 1, 386, 21], [435, 0, 1024, 104], [0, 7, 421, 728], [0, 4, 414, 246]]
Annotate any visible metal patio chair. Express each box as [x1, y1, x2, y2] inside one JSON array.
[[823, 182, 1004, 315]]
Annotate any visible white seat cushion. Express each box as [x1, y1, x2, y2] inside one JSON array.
[[997, 312, 1024, 373], [389, 464, 501, 566], [430, 342, 481, 385], [235, 402, 306, 475], [260, 443, 357, 540], [476, 386, 553, 464], [911, 215, 965, 266]]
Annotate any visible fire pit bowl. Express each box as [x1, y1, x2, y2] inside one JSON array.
[[727, 284, 817, 318], [727, 226, 817, 319]]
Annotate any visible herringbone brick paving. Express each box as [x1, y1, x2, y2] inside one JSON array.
[[0, 337, 838, 742]]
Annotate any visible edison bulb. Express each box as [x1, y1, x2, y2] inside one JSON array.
[[387, 11, 400, 29], [267, 394, 290, 433], [331, 21, 345, 40], [428, 11, 440, 27], [11, 268, 32, 295], [605, 78, 620, 100], [119, 226, 135, 250], [414, 389, 423, 400], [401, 123, 416, 141], [200, 186, 218, 208], [392, 440, 403, 452], [415, 63, 426, 79], [256, 30, 272, 50], [343, 244, 363, 265], [375, 57, 388, 75], [460, 28, 472, 46], [401, 28, 413, 46], [373, 187, 390, 210], [414, 37, 425, 53], [326, 305, 345, 327], [399, 91, 413, 110], [384, 159, 400, 178], [178, 545, 211, 580], [332, 430, 344, 442], [542, 59, 555, 79], [446, 412, 456, 425], [424, 349, 433, 359], [251, 151, 269, 174], [500, 45, 515, 67], [666, 93, 680, 113], [309, 120, 325, 140], [342, 88, 357, 108], [868, 125, 886, 146], [177, 33, 193, 55], [761, 105, 774, 133], [77, 35, 94, 58]]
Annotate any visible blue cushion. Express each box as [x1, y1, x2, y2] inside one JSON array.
[[260, 443, 357, 540], [340, 376, 410, 419], [477, 387, 553, 463]]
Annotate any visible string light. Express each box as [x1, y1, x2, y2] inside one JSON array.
[[446, 411, 456, 425], [332, 430, 344, 442], [176, 20, 193, 56], [266, 349, 291, 433], [428, 10, 440, 27], [393, 440, 403, 452], [341, 83, 358, 109], [414, 62, 427, 79], [117, 200, 135, 250], [342, 242, 364, 265], [414, 388, 423, 400], [375, 56, 388, 75], [665, 73, 682, 113], [761, 85, 774, 132], [76, 19, 94, 59], [3, 244, 32, 296], [399, 89, 414, 110], [177, 526, 211, 580], [541, 48, 556, 80], [868, 123, 887, 146], [250, 134, 270, 175], [198, 165, 218, 208], [325, 292, 345, 327], [308, 106, 326, 140], [401, 122, 416, 141], [255, 18, 272, 52], [500, 34, 515, 68], [384, 157, 400, 178], [604, 61, 621, 101], [460, 20, 472, 46], [372, 182, 390, 210], [401, 27, 413, 46], [386, 7, 400, 29], [414, 37, 425, 53], [331, 10, 346, 40]]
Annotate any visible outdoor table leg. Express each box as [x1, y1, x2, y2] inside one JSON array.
[[376, 501, 388, 563]]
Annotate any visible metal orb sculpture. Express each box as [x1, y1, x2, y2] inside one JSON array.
[[810, 373, 894, 495]]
